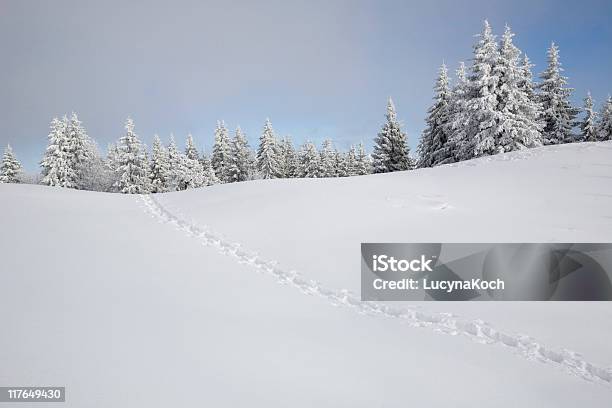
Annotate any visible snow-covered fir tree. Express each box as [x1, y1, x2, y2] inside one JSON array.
[[0, 144, 22, 183], [580, 92, 598, 142], [318, 139, 337, 177], [78, 142, 114, 192], [371, 98, 412, 173], [298, 141, 319, 178], [494, 25, 542, 152], [212, 121, 232, 183], [181, 155, 206, 189], [66, 112, 96, 188], [519, 54, 538, 105], [228, 126, 254, 182], [200, 150, 220, 186], [106, 143, 120, 173], [149, 134, 171, 192], [278, 136, 298, 178], [345, 145, 358, 176], [447, 62, 469, 162], [334, 150, 349, 177], [166, 135, 184, 190], [355, 142, 371, 175], [537, 42, 579, 144], [113, 118, 150, 194], [185, 133, 200, 161], [257, 118, 280, 179], [597, 96, 612, 141], [40, 113, 96, 189], [40, 116, 76, 188], [456, 20, 501, 159], [417, 63, 453, 168]]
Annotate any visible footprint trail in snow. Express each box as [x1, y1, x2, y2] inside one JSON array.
[[139, 194, 612, 387]]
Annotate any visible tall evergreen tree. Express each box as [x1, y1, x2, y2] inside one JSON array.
[[185, 133, 200, 161], [371, 98, 412, 173], [167, 135, 184, 190], [334, 150, 349, 177], [458, 20, 501, 159], [494, 25, 543, 152], [0, 144, 22, 183], [114, 118, 150, 194], [417, 63, 453, 168], [150, 134, 171, 192], [597, 96, 612, 141], [181, 156, 206, 190], [200, 151, 220, 186], [519, 54, 538, 104], [355, 142, 371, 175], [66, 112, 95, 188], [345, 145, 358, 176], [40, 116, 76, 188], [211, 121, 232, 183], [319, 139, 337, 177], [448, 62, 469, 162], [106, 143, 120, 173], [257, 118, 280, 179], [298, 141, 319, 178], [580, 92, 598, 142], [278, 136, 298, 178], [228, 126, 254, 182], [537, 42, 579, 144]]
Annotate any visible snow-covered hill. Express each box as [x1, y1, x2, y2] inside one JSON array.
[[1, 142, 611, 407]]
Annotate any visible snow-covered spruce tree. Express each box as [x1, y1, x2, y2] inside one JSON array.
[[78, 142, 115, 192], [537, 42, 579, 144], [355, 142, 371, 175], [228, 126, 254, 182], [200, 151, 220, 186], [334, 150, 349, 177], [298, 141, 319, 178], [417, 63, 453, 168], [0, 144, 22, 183], [580, 92, 598, 142], [166, 135, 185, 190], [597, 96, 612, 141], [318, 139, 337, 177], [106, 143, 120, 173], [66, 112, 96, 189], [113, 118, 150, 194], [166, 135, 207, 190], [185, 133, 200, 161], [455, 20, 501, 159], [40, 116, 76, 187], [447, 62, 469, 162], [277, 136, 298, 178], [345, 145, 358, 176], [211, 121, 232, 183], [257, 118, 280, 179], [519, 55, 539, 108], [149, 134, 171, 192], [371, 98, 413, 173], [494, 25, 543, 152], [181, 156, 206, 189]]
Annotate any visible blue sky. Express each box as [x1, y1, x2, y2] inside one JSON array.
[[1, 0, 611, 170]]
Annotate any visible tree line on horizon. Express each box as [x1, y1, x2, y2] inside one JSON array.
[[1, 20, 611, 190]]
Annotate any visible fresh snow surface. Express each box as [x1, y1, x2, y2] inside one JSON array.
[[1, 141, 611, 407]]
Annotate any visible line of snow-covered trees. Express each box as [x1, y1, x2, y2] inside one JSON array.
[[416, 21, 612, 168], [0, 113, 372, 192], [2, 20, 611, 190]]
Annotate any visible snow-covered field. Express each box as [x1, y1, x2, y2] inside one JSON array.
[[1, 141, 611, 407]]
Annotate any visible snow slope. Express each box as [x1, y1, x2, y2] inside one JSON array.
[[1, 141, 611, 407]]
